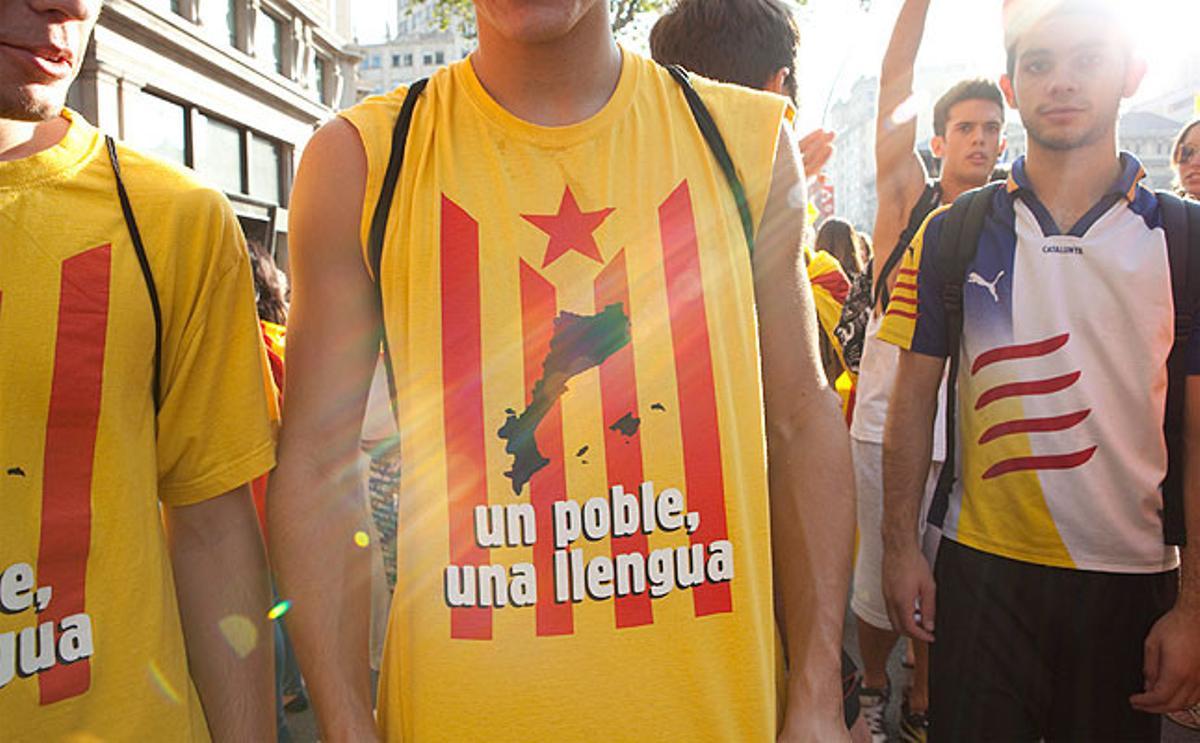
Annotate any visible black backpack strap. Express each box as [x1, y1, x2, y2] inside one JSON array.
[[1157, 190, 1200, 546], [928, 182, 1002, 528], [664, 64, 756, 255], [367, 78, 428, 422], [105, 135, 163, 413], [874, 181, 942, 310]]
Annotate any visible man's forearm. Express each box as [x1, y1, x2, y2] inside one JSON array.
[[268, 451, 376, 740], [167, 486, 275, 742], [880, 0, 932, 89], [882, 376, 938, 552], [769, 386, 856, 708]]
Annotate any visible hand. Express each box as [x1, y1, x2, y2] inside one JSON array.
[[798, 129, 836, 179], [1130, 606, 1200, 714], [882, 543, 935, 642], [777, 707, 851, 743]]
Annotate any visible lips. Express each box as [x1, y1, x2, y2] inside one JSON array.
[[0, 41, 74, 82], [1040, 107, 1086, 124]]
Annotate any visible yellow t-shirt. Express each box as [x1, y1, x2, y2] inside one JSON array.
[[342, 52, 791, 741], [0, 110, 277, 741]]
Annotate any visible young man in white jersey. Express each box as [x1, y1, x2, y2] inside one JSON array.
[[0, 0, 277, 740], [270, 0, 855, 740], [880, 0, 1200, 739], [851, 1, 1005, 739]]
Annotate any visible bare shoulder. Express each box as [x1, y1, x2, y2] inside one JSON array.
[[290, 117, 368, 267]]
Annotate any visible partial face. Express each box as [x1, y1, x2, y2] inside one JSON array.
[[473, 0, 606, 45], [932, 99, 1006, 186], [0, 0, 99, 122], [1002, 11, 1143, 152], [1176, 126, 1200, 199]]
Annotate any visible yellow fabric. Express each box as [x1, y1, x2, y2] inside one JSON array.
[[342, 51, 791, 741], [0, 110, 277, 740], [807, 250, 850, 372]]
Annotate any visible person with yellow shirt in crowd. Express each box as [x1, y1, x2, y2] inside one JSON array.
[[881, 0, 1200, 739], [0, 0, 278, 740], [268, 0, 856, 740]]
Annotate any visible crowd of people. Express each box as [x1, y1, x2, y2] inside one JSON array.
[[3, 0, 1200, 741]]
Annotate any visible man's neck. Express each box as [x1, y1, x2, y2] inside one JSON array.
[[1023, 134, 1123, 232], [0, 115, 69, 162], [938, 171, 984, 204], [471, 6, 622, 127]]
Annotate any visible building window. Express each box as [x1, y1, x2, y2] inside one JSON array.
[[225, 0, 238, 47], [126, 91, 187, 166], [256, 9, 285, 74], [314, 56, 329, 105], [392, 54, 401, 67], [249, 134, 283, 203], [423, 52, 433, 65], [195, 113, 244, 195], [372, 55, 382, 69], [435, 51, 445, 65]]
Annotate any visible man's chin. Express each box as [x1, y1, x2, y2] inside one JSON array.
[[0, 88, 67, 123]]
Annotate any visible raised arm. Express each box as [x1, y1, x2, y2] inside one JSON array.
[[267, 118, 382, 742], [880, 348, 944, 642], [756, 124, 855, 743], [874, 0, 933, 287]]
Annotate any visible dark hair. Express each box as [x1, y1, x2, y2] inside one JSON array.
[[1004, 0, 1127, 78], [932, 79, 1005, 137], [815, 218, 867, 276], [650, 0, 800, 102], [248, 239, 289, 326]]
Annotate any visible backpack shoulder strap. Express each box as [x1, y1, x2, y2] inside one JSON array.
[[927, 182, 1003, 528], [664, 64, 755, 255], [367, 78, 428, 423], [874, 181, 941, 310], [105, 135, 163, 413], [1156, 190, 1200, 546]]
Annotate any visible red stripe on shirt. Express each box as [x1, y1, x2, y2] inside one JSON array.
[[594, 249, 654, 628], [982, 446, 1097, 479], [978, 409, 1091, 445], [38, 244, 111, 704], [971, 334, 1070, 375], [520, 260, 574, 636], [440, 197, 491, 640], [659, 181, 731, 617], [975, 371, 1081, 411]]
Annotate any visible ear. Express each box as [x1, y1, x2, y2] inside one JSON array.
[[763, 67, 789, 96], [1000, 74, 1018, 109], [1123, 56, 1147, 99], [930, 135, 946, 159]]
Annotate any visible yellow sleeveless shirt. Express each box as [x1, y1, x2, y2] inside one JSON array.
[[342, 50, 791, 741]]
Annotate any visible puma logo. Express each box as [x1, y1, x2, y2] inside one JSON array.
[[967, 270, 1005, 303]]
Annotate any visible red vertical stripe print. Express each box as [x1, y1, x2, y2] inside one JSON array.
[[440, 197, 491, 640], [37, 244, 111, 704], [593, 250, 654, 628], [658, 182, 732, 617], [519, 261, 573, 636]]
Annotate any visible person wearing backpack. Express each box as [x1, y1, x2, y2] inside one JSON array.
[[849, 2, 1007, 740], [879, 0, 1200, 739], [269, 1, 856, 740], [0, 1, 278, 740]]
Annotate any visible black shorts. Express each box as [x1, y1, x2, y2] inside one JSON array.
[[929, 538, 1177, 742]]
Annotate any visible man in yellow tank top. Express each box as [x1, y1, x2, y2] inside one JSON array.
[[271, 1, 855, 740]]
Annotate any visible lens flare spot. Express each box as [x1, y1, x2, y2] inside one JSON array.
[[888, 92, 926, 129], [218, 614, 259, 659], [147, 659, 183, 705], [354, 530, 371, 548], [267, 599, 291, 620]]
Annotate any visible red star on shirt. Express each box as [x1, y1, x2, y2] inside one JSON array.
[[522, 186, 615, 268]]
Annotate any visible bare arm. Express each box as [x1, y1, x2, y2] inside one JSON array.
[[881, 349, 944, 641], [1130, 376, 1200, 714], [166, 485, 274, 742], [756, 125, 855, 742], [267, 118, 381, 741], [873, 0, 933, 289]]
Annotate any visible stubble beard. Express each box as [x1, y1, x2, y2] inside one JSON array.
[[0, 85, 64, 123]]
